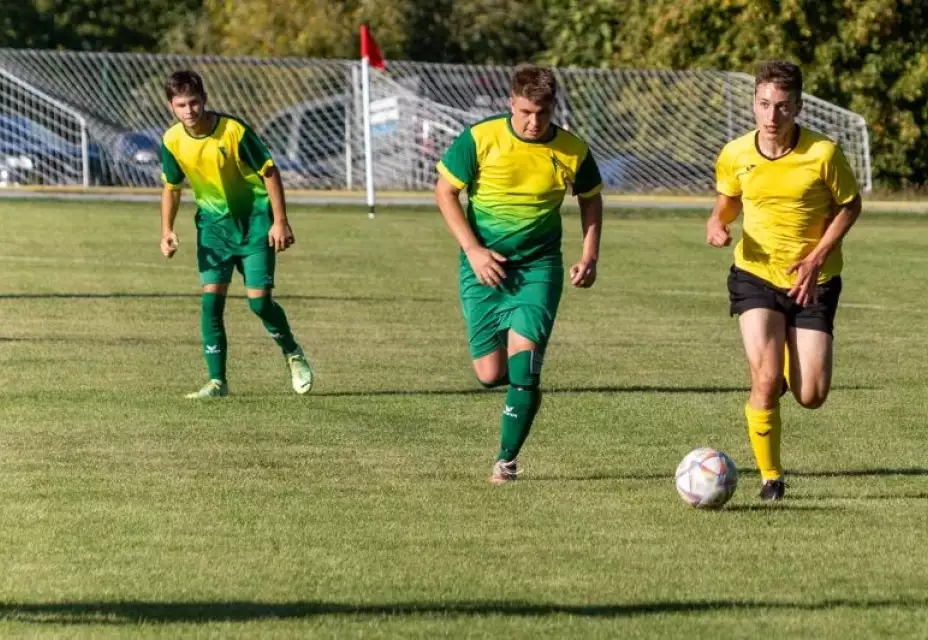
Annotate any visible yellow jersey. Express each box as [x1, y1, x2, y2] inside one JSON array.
[[437, 113, 603, 263], [716, 126, 860, 288], [161, 112, 274, 221]]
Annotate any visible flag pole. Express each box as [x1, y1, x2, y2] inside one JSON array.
[[361, 43, 376, 219]]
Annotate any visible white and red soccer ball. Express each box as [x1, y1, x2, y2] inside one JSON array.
[[675, 447, 739, 509]]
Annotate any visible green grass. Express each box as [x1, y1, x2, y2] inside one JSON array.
[[0, 200, 927, 638]]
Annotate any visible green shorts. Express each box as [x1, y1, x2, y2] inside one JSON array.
[[196, 210, 275, 288], [459, 255, 564, 359]]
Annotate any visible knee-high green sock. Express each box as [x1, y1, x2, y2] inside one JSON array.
[[248, 295, 299, 355], [498, 350, 542, 462], [745, 403, 783, 481], [201, 292, 227, 381]]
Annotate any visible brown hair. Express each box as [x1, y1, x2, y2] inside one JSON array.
[[165, 70, 207, 101], [755, 60, 802, 99], [511, 64, 557, 106]]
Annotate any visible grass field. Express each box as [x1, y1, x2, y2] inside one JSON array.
[[0, 200, 927, 638]]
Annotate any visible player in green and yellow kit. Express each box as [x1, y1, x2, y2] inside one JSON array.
[[159, 70, 313, 399], [435, 64, 604, 484], [706, 61, 862, 500]]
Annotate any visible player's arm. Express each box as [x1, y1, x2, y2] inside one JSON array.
[[705, 194, 742, 247], [707, 143, 743, 247], [239, 126, 293, 252], [263, 166, 294, 252], [570, 150, 604, 288], [434, 129, 507, 287], [435, 176, 506, 287], [160, 143, 184, 258], [787, 144, 863, 306]]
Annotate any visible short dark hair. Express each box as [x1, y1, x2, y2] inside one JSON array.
[[755, 60, 802, 99], [511, 64, 557, 106], [165, 70, 207, 101]]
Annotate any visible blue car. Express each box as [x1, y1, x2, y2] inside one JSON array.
[[0, 114, 162, 187]]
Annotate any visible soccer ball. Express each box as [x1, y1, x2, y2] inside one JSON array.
[[674, 447, 738, 509]]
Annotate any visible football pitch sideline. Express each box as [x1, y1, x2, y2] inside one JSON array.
[[0, 200, 926, 638]]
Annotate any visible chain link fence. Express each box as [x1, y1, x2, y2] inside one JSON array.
[[0, 50, 871, 193]]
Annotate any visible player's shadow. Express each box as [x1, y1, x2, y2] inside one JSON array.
[[0, 598, 924, 625], [0, 292, 444, 303], [315, 384, 876, 397], [530, 467, 928, 482], [317, 385, 753, 397]]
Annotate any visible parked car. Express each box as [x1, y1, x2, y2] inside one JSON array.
[[0, 114, 162, 187]]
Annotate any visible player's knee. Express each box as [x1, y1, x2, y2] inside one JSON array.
[[508, 349, 541, 389], [247, 295, 273, 317], [795, 388, 828, 410], [750, 371, 781, 399], [477, 374, 509, 389]]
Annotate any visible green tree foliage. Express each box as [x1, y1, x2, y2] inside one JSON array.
[[1, 0, 200, 51], [162, 0, 544, 65], [538, 0, 928, 188]]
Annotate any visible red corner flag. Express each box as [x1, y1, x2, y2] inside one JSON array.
[[360, 24, 385, 70]]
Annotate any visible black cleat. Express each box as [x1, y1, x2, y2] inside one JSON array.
[[760, 479, 786, 501]]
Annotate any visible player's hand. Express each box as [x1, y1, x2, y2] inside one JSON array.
[[268, 222, 295, 253], [706, 218, 732, 247], [160, 231, 179, 258], [465, 246, 507, 287], [569, 258, 597, 288], [786, 256, 823, 307]]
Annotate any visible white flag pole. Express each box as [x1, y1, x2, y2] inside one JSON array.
[[361, 55, 376, 219]]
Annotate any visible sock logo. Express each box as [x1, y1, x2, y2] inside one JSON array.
[[269, 332, 283, 339], [503, 405, 518, 418], [205, 344, 221, 354], [755, 428, 772, 437]]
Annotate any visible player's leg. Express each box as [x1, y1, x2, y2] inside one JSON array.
[[728, 267, 788, 498], [241, 249, 313, 394], [490, 264, 562, 484], [787, 275, 841, 409], [188, 244, 234, 399], [472, 348, 509, 388], [739, 308, 788, 498], [461, 265, 507, 387]]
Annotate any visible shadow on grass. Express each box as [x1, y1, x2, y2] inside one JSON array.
[[0, 598, 925, 625], [530, 467, 928, 482], [314, 384, 877, 397], [0, 292, 444, 303]]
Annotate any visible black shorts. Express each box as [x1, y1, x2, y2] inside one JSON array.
[[727, 266, 842, 335]]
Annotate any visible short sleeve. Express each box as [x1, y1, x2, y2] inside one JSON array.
[[160, 143, 185, 189], [574, 149, 603, 198], [437, 128, 477, 189], [238, 126, 274, 176], [822, 144, 860, 205], [715, 144, 742, 197]]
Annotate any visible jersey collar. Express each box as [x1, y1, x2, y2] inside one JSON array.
[[506, 114, 557, 144], [754, 125, 802, 161]]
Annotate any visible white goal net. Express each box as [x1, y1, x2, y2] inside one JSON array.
[[0, 49, 872, 193]]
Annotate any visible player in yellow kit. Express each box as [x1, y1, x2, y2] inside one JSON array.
[[159, 70, 313, 399], [706, 61, 862, 500], [435, 64, 604, 484]]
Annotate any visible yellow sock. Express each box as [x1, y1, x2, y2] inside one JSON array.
[[783, 344, 791, 390], [745, 403, 782, 481]]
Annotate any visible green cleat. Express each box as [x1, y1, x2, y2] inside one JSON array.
[[286, 347, 314, 395], [185, 379, 229, 399]]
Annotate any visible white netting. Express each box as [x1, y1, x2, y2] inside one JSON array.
[[0, 50, 871, 193], [0, 68, 90, 187]]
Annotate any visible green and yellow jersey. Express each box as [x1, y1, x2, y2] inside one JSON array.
[[438, 113, 603, 264], [716, 126, 860, 289], [161, 112, 274, 222]]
